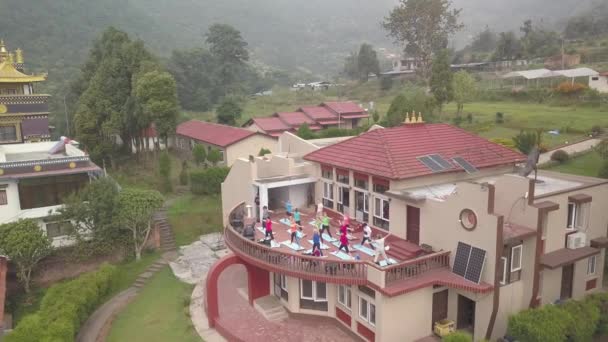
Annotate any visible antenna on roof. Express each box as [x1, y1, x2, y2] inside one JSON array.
[[518, 146, 540, 181]]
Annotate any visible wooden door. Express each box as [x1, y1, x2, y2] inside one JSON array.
[[432, 290, 449, 329], [457, 295, 475, 332], [561, 264, 574, 300], [406, 205, 420, 245]]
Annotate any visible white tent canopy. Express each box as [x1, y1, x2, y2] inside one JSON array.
[[502, 67, 599, 80]]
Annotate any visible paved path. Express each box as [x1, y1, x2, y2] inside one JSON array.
[[76, 288, 139, 342], [538, 138, 601, 165], [190, 265, 362, 342]]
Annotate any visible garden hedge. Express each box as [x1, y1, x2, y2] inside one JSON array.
[[442, 331, 473, 342], [6, 263, 117, 342], [190, 167, 230, 195]]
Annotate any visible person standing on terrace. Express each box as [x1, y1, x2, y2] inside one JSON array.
[[316, 202, 323, 218], [338, 229, 350, 253], [360, 223, 375, 250], [294, 208, 301, 227], [262, 206, 272, 229], [320, 212, 332, 238], [373, 233, 391, 265], [312, 228, 323, 256], [265, 217, 274, 241], [290, 217, 301, 247], [284, 200, 293, 217]]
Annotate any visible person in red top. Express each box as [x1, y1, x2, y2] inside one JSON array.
[[265, 217, 274, 240], [338, 231, 350, 253]]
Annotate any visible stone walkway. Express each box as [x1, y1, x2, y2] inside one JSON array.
[[538, 138, 601, 165]]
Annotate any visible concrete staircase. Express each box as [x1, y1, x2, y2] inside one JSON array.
[[253, 295, 289, 323], [386, 237, 424, 260], [154, 208, 177, 253], [133, 259, 168, 289]]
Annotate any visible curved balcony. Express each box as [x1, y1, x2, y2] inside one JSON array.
[[224, 202, 475, 294]]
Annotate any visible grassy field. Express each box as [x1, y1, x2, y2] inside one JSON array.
[[107, 268, 200, 342], [546, 151, 605, 178], [110, 153, 185, 190], [168, 194, 223, 246]]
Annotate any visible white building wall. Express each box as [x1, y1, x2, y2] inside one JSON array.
[[589, 75, 608, 93]]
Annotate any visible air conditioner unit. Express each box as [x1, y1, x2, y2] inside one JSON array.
[[567, 232, 587, 250]]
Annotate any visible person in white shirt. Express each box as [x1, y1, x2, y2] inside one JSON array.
[[316, 202, 323, 218], [373, 233, 391, 264], [359, 223, 375, 250]]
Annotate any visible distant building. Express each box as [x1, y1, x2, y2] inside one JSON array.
[[544, 54, 581, 69], [589, 72, 608, 93], [381, 56, 418, 77], [173, 120, 277, 166], [0, 39, 50, 144], [244, 101, 369, 137]]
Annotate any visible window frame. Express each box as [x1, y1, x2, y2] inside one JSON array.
[[338, 285, 352, 310], [359, 295, 376, 326], [0, 123, 20, 143], [510, 245, 523, 272], [0, 189, 7, 206], [321, 167, 333, 180], [299, 279, 327, 302], [500, 256, 508, 285], [45, 220, 72, 239], [588, 255, 597, 276], [567, 202, 577, 229]]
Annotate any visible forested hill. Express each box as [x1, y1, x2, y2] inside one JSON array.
[[0, 0, 599, 83]]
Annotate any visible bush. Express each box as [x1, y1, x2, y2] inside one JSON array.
[[442, 331, 473, 342], [585, 293, 608, 335], [561, 300, 600, 342], [507, 305, 572, 342], [550, 150, 570, 163], [380, 76, 393, 91], [591, 125, 603, 137], [555, 82, 588, 95], [258, 147, 272, 156], [190, 167, 230, 195], [495, 112, 504, 124], [6, 264, 117, 342], [179, 160, 189, 185]]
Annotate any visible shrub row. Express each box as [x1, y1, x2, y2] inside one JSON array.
[[507, 293, 607, 342], [190, 167, 230, 195], [6, 264, 117, 342]]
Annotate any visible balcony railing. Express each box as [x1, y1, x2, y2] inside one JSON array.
[[383, 250, 451, 286], [224, 225, 368, 284]]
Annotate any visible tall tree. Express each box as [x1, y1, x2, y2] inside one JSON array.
[[216, 97, 243, 126], [452, 71, 477, 115], [470, 27, 497, 53], [343, 51, 359, 80], [493, 32, 522, 61], [192, 144, 207, 166], [207, 148, 223, 166], [116, 188, 164, 260], [384, 88, 437, 127], [0, 219, 52, 293], [383, 0, 462, 82], [429, 49, 453, 112], [357, 43, 380, 82], [206, 23, 249, 97], [135, 70, 179, 146]]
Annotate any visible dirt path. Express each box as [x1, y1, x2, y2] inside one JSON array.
[[538, 138, 601, 165]]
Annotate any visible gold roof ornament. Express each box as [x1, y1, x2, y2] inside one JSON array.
[[404, 111, 411, 124], [417, 112, 424, 123], [15, 48, 23, 64], [7, 53, 13, 63], [0, 40, 6, 54], [0, 61, 46, 83]]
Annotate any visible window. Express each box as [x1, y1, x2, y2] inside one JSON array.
[[373, 183, 388, 194], [373, 197, 389, 230], [511, 245, 523, 272], [355, 191, 369, 222], [568, 202, 590, 229], [0, 125, 18, 143], [359, 296, 376, 326], [354, 175, 368, 190], [46, 221, 72, 238], [322, 167, 333, 180], [591, 76, 599, 81], [588, 255, 597, 276], [19, 174, 89, 210], [338, 285, 352, 309], [300, 280, 328, 311], [0, 189, 7, 205], [322, 182, 334, 208], [274, 274, 288, 301], [499, 257, 508, 285], [336, 169, 349, 184]]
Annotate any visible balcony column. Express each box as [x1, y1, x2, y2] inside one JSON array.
[[258, 184, 268, 222], [245, 263, 270, 305]]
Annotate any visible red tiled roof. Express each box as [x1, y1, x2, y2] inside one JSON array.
[[599, 71, 608, 77], [304, 123, 527, 180], [250, 117, 291, 132], [275, 112, 316, 126], [299, 106, 337, 121], [176, 120, 258, 148], [323, 101, 366, 114]]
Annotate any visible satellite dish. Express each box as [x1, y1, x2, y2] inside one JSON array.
[[518, 147, 540, 180]]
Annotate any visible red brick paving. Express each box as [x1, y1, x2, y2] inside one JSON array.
[[216, 265, 362, 342]]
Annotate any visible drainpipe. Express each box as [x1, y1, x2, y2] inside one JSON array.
[[485, 215, 504, 340]]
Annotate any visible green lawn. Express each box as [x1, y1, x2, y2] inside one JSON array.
[[168, 194, 223, 246], [546, 151, 605, 178], [107, 268, 200, 342], [110, 153, 185, 191], [472, 125, 583, 149]]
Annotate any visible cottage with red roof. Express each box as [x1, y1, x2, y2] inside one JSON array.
[[172, 120, 276, 166], [209, 117, 608, 341], [244, 101, 369, 136]]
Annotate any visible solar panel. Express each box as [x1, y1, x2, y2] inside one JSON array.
[[453, 157, 478, 174], [464, 247, 487, 284], [417, 156, 444, 172], [429, 154, 453, 170], [453, 242, 472, 277]]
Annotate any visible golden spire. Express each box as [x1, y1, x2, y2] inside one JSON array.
[[15, 48, 23, 64], [417, 112, 424, 123], [7, 52, 14, 63], [404, 111, 411, 124], [0, 40, 6, 54]]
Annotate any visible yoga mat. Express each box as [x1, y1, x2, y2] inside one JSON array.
[[279, 218, 291, 226], [256, 226, 266, 234], [353, 244, 376, 256], [331, 241, 342, 248], [331, 251, 353, 260], [280, 240, 304, 251], [377, 258, 398, 267], [286, 230, 305, 238], [307, 240, 330, 250], [322, 233, 337, 242]]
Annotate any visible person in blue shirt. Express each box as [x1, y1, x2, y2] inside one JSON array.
[[312, 228, 323, 256], [284, 200, 292, 217]]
